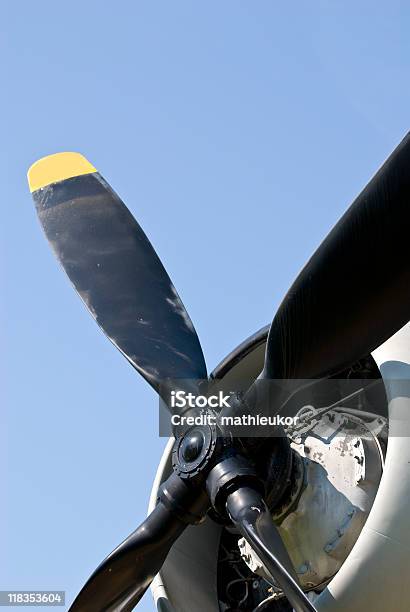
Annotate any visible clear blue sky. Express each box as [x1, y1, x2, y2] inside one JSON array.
[[1, 2, 409, 610]]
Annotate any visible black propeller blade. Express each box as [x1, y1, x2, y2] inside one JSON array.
[[28, 153, 207, 397], [263, 132, 410, 381], [69, 499, 185, 612], [221, 133, 410, 431], [226, 487, 316, 612], [69, 473, 209, 612]]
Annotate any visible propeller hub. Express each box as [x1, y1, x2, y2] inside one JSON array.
[[180, 428, 205, 462], [172, 423, 227, 481]]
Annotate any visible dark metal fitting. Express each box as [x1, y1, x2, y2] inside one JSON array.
[[206, 455, 264, 518], [172, 423, 232, 482], [172, 424, 217, 480], [158, 472, 210, 525]]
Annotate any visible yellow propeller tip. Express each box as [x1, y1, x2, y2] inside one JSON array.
[[27, 152, 97, 192]]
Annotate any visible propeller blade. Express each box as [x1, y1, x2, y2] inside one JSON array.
[[69, 503, 184, 612], [264, 132, 410, 381], [69, 473, 208, 612], [28, 153, 207, 396], [226, 486, 316, 612]]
